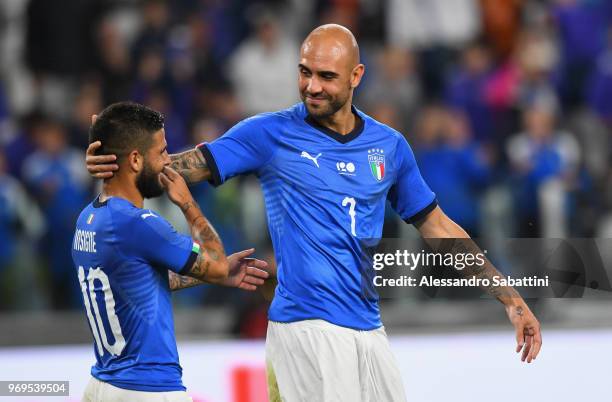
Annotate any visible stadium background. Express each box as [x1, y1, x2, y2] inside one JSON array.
[[0, 0, 610, 401]]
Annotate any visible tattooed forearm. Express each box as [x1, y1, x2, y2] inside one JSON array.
[[417, 208, 520, 304], [189, 252, 210, 278], [170, 149, 211, 184], [197, 221, 222, 246], [179, 198, 227, 281], [181, 200, 196, 214], [447, 239, 520, 301], [168, 270, 205, 291]]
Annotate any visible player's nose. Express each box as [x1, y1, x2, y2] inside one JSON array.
[[306, 77, 322, 94]]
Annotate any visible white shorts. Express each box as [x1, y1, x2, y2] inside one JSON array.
[[266, 319, 407, 402], [82, 377, 193, 402]]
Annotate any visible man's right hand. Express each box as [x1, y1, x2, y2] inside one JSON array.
[[159, 166, 194, 208], [86, 141, 119, 179]]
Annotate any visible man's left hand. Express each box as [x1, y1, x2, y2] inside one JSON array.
[[506, 302, 542, 363], [221, 248, 270, 291]]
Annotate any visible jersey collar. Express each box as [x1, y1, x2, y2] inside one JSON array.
[[93, 194, 109, 208], [304, 105, 365, 144]]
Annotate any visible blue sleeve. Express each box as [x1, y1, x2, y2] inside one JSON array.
[[388, 135, 437, 223], [124, 212, 198, 274], [197, 114, 277, 186]]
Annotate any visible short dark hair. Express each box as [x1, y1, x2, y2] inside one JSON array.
[[89, 102, 164, 160]]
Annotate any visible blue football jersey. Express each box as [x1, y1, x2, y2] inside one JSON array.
[[199, 103, 436, 330], [71, 196, 198, 391]]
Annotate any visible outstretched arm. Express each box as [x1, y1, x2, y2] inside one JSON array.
[[415, 206, 542, 363], [86, 141, 211, 184], [168, 248, 270, 291], [168, 271, 204, 290], [87, 113, 213, 183], [169, 148, 211, 184]]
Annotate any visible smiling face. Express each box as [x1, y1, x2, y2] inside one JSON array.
[[298, 25, 364, 119]]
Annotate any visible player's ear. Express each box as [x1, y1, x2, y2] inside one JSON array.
[[127, 150, 143, 173], [350, 64, 365, 89]]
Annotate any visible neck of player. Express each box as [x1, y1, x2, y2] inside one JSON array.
[[100, 176, 144, 209], [315, 102, 356, 135]]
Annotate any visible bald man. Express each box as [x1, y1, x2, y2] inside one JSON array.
[[87, 24, 541, 402]]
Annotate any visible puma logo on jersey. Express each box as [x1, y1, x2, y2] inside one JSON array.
[[141, 211, 158, 220], [301, 151, 322, 168]]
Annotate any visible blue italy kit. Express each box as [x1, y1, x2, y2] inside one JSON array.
[[199, 103, 436, 330], [71, 196, 198, 391]]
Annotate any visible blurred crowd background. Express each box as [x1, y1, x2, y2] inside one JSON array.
[[0, 0, 611, 340]]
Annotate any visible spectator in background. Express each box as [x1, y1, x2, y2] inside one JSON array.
[[4, 112, 40, 179], [22, 117, 91, 309], [228, 11, 297, 115], [315, 0, 360, 34], [415, 106, 491, 236], [513, 29, 559, 113], [131, 47, 166, 105], [445, 42, 495, 142], [587, 28, 612, 124], [131, 0, 170, 63], [360, 47, 421, 134], [0, 81, 9, 141], [69, 81, 103, 149], [506, 102, 581, 236], [387, 0, 480, 49], [387, 0, 480, 97], [146, 88, 189, 152], [189, 14, 232, 97], [94, 16, 132, 105], [551, 0, 611, 109], [25, 0, 97, 117], [481, 28, 559, 144], [0, 148, 45, 309], [479, 0, 524, 60], [166, 36, 197, 126], [580, 28, 612, 193]]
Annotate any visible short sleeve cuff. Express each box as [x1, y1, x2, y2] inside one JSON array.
[[404, 198, 438, 224], [197, 143, 223, 187], [178, 250, 198, 275]]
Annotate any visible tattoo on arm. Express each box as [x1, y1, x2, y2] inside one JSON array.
[[185, 202, 223, 258], [180, 202, 226, 280], [181, 201, 196, 214], [168, 270, 204, 291], [169, 249, 221, 289], [170, 149, 211, 183], [419, 211, 522, 304], [447, 239, 520, 301], [188, 252, 210, 278]]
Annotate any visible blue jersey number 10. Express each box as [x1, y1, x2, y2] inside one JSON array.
[[78, 266, 126, 357]]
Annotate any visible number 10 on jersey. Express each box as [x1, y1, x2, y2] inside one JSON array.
[[342, 197, 357, 236], [78, 266, 126, 357]]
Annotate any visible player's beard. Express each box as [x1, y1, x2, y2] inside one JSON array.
[[136, 161, 164, 199], [301, 90, 349, 119]]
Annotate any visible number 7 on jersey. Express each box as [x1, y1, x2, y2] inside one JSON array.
[[342, 197, 357, 236]]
